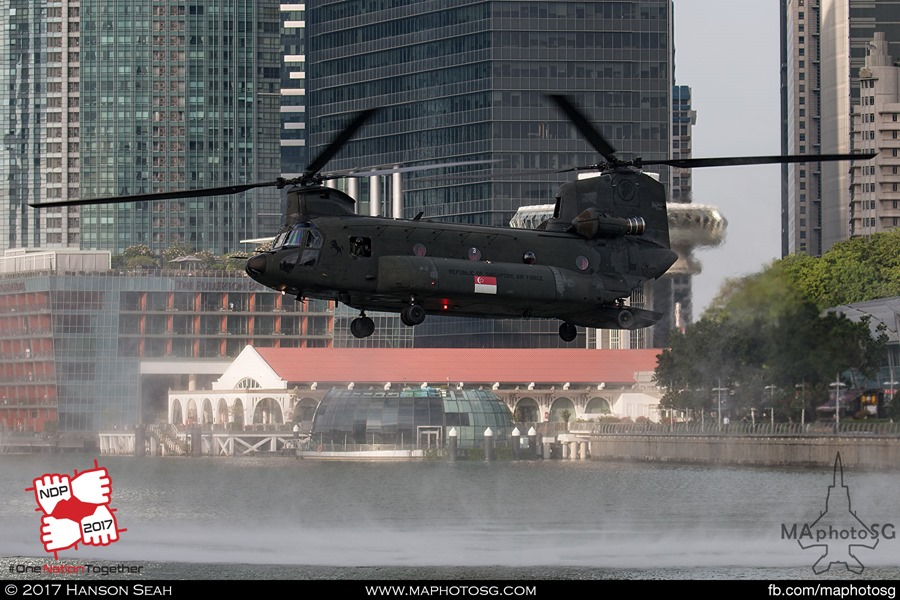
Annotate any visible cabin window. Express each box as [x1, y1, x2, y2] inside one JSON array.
[[468, 247, 482, 261], [576, 255, 589, 271], [279, 251, 300, 273], [412, 243, 427, 257], [349, 237, 372, 258]]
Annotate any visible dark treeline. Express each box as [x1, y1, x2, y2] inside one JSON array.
[[656, 230, 900, 421]]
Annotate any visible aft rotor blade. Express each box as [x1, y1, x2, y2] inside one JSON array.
[[303, 108, 378, 179], [548, 95, 618, 162], [641, 152, 878, 169], [28, 181, 279, 209]]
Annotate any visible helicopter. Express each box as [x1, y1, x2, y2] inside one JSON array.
[[31, 95, 875, 342]]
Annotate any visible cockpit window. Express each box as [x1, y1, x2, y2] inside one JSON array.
[[273, 232, 289, 249], [273, 223, 324, 269], [285, 229, 305, 247], [275, 223, 317, 249], [306, 229, 323, 249]]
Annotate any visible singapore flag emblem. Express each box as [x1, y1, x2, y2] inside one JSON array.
[[474, 275, 497, 294]]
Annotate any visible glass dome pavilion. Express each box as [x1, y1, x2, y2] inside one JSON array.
[[310, 387, 514, 449]]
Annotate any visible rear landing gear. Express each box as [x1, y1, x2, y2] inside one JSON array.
[[616, 308, 634, 329], [559, 322, 577, 342], [350, 313, 375, 338], [400, 303, 426, 327]]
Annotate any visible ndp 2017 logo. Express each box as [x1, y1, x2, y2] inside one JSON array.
[[25, 459, 126, 559]]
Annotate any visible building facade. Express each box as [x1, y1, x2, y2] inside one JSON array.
[[0, 0, 83, 250], [305, 0, 673, 348], [781, 0, 900, 256], [281, 2, 307, 177], [0, 249, 332, 433], [167, 345, 665, 437], [1, 0, 285, 256], [667, 84, 698, 330], [851, 32, 900, 236]]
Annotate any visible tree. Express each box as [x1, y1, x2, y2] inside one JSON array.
[[114, 245, 159, 269], [162, 243, 195, 263], [656, 250, 887, 421], [779, 230, 900, 309]]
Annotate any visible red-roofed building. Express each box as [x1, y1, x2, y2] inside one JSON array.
[[168, 345, 665, 429]]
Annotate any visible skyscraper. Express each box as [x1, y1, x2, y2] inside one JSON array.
[[1, 0, 83, 250], [306, 0, 673, 348], [1, 0, 286, 256], [781, 0, 900, 256], [851, 32, 900, 236], [281, 3, 307, 177], [76, 0, 285, 255]]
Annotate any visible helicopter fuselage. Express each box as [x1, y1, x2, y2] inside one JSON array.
[[245, 180, 677, 337]]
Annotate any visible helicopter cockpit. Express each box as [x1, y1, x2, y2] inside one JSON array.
[[274, 223, 323, 271]]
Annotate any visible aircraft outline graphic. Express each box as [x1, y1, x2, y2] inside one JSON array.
[[797, 453, 878, 575]]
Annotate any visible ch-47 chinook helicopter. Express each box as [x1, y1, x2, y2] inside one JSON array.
[[31, 95, 875, 342]]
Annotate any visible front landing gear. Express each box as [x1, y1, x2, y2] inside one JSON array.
[[350, 313, 375, 338], [559, 322, 577, 342]]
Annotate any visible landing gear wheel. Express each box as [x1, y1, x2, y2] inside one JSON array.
[[350, 315, 375, 338], [559, 322, 577, 343], [616, 309, 634, 329], [400, 304, 426, 326]]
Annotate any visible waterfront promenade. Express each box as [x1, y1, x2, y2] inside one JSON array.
[[570, 421, 900, 470], [5, 421, 899, 470]]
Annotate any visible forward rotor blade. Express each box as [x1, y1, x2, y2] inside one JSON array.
[[548, 95, 618, 162], [325, 159, 498, 179], [303, 108, 378, 179], [641, 152, 877, 169], [28, 181, 279, 209]]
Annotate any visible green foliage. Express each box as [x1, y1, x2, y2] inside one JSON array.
[[124, 255, 159, 269], [193, 250, 219, 269], [122, 245, 154, 258], [162, 243, 195, 263], [778, 230, 900, 309], [657, 236, 891, 420], [225, 253, 249, 272], [114, 244, 244, 271]]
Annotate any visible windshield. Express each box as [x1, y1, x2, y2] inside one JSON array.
[[274, 223, 317, 249]]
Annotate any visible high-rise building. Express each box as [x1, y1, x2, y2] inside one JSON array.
[[851, 32, 900, 236], [2, 0, 285, 256], [781, 0, 900, 256], [76, 0, 285, 255], [306, 0, 673, 348], [281, 3, 307, 177], [667, 84, 698, 331], [0, 0, 83, 250]]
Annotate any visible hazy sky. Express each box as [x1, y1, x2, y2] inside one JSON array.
[[673, 1, 782, 316]]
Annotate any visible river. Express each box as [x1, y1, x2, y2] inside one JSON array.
[[1, 453, 898, 580]]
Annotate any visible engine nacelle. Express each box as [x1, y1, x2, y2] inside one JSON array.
[[571, 208, 645, 238]]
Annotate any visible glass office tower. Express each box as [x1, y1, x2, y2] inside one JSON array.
[[306, 1, 673, 347], [76, 0, 283, 255], [0, 0, 83, 250]]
